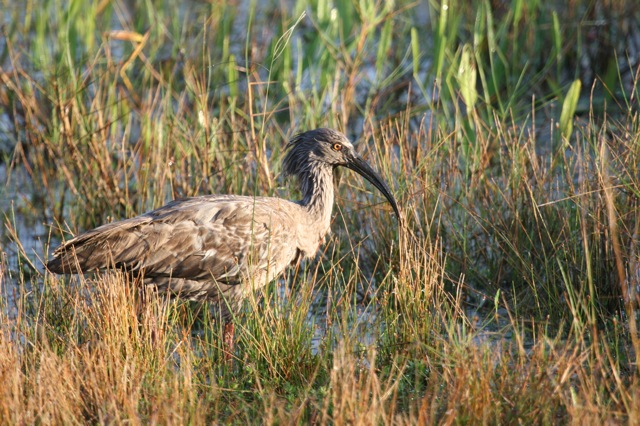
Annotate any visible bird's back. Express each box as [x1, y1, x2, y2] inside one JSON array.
[[47, 195, 311, 299]]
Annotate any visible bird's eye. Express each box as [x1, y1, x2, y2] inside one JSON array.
[[332, 143, 343, 151]]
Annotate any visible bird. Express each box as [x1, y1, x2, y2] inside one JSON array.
[[46, 128, 400, 357]]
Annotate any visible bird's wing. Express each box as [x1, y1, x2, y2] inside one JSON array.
[[47, 195, 300, 285]]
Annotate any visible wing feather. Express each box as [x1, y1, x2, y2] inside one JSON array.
[[47, 195, 301, 288]]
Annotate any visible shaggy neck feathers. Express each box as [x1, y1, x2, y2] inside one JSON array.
[[283, 140, 335, 228]]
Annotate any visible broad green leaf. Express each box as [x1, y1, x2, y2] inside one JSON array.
[[457, 44, 478, 110], [560, 79, 582, 140]]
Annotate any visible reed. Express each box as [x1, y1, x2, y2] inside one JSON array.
[[1, 0, 639, 423]]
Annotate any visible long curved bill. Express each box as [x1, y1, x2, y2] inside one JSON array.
[[344, 154, 401, 221]]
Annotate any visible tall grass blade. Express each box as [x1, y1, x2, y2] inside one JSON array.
[[559, 79, 581, 140], [457, 43, 477, 111]]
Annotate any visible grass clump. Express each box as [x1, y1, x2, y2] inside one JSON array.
[[2, 0, 640, 423]]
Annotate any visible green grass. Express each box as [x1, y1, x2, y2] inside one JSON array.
[[1, 0, 640, 423]]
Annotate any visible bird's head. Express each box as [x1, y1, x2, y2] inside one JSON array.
[[283, 128, 401, 220]]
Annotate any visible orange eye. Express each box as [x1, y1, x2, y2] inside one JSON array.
[[332, 143, 343, 151]]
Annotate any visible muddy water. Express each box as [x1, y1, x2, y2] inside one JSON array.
[[0, 163, 52, 318]]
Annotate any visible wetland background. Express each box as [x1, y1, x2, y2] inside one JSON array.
[[2, 0, 640, 423]]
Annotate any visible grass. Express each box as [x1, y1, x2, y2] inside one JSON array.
[[1, 0, 640, 423]]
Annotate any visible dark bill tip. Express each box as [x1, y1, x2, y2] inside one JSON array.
[[345, 154, 401, 222]]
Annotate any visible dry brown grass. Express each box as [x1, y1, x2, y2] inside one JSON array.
[[2, 0, 640, 423]]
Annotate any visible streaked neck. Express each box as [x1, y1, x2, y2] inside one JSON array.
[[298, 163, 335, 227]]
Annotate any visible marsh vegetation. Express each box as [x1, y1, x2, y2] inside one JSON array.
[[1, 0, 640, 423]]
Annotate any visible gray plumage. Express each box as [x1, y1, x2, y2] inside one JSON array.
[[47, 128, 400, 320]]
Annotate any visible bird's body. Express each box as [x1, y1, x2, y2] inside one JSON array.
[[47, 128, 400, 323], [48, 194, 331, 319]]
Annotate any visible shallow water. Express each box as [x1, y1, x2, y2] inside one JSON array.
[[0, 163, 51, 318]]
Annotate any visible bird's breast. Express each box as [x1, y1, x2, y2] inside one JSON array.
[[294, 226, 330, 261]]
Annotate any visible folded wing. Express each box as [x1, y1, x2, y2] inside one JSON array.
[[47, 195, 300, 288]]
